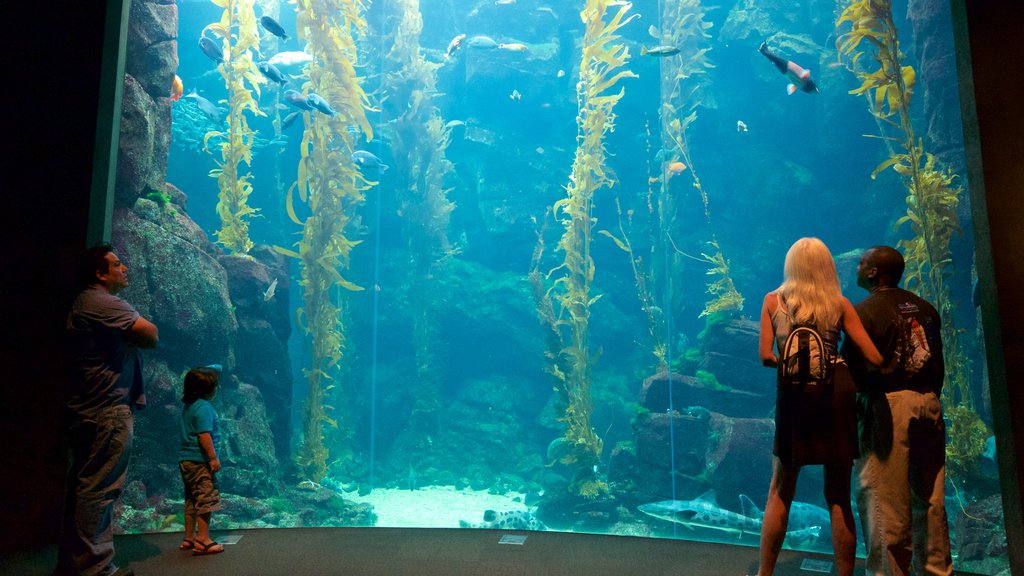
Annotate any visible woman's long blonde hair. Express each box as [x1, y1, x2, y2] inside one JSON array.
[[777, 237, 844, 328]]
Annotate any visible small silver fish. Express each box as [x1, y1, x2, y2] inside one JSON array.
[[183, 89, 224, 121], [445, 33, 467, 59], [281, 111, 302, 129], [264, 278, 278, 302], [267, 51, 313, 70], [467, 35, 499, 50], [510, 89, 522, 102], [641, 45, 680, 57], [737, 120, 748, 132]]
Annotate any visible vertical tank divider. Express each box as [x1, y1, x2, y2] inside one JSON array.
[[88, 0, 131, 245], [367, 0, 390, 493]]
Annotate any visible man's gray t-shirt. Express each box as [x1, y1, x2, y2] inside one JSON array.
[[67, 286, 145, 419]]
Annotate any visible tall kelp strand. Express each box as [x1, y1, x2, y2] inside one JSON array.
[[836, 0, 970, 409], [544, 0, 638, 499], [283, 0, 375, 482], [378, 0, 456, 435], [656, 0, 742, 321], [836, 0, 982, 480], [203, 0, 263, 254]]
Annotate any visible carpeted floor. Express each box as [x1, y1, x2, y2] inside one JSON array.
[[0, 527, 854, 576]]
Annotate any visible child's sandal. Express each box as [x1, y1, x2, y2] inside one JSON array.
[[179, 539, 194, 550], [192, 540, 225, 555]]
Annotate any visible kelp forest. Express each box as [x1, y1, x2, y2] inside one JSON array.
[[113, 0, 1004, 571]]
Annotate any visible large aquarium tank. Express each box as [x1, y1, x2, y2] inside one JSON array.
[[110, 0, 1007, 573]]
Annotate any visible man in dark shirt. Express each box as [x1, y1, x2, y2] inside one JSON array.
[[841, 246, 952, 576], [57, 244, 158, 576]]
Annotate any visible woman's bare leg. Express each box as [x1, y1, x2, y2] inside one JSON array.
[[757, 457, 800, 576]]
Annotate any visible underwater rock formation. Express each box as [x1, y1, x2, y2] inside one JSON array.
[[126, 0, 178, 98], [130, 360, 188, 496], [109, 0, 291, 523], [720, 0, 826, 44], [622, 405, 775, 510], [117, 75, 172, 208], [114, 207, 237, 367], [908, 0, 965, 168], [216, 381, 281, 497], [696, 316, 766, 401], [117, 0, 177, 209], [115, 204, 287, 501], [954, 494, 1009, 574], [634, 407, 712, 479], [218, 249, 294, 464]]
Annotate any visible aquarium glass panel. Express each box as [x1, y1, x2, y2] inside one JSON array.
[[110, 0, 1006, 573]]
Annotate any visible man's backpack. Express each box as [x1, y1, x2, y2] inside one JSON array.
[[778, 324, 835, 392]]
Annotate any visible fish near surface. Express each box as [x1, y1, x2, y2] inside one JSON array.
[[666, 161, 687, 178], [263, 278, 278, 302], [641, 45, 680, 57], [170, 75, 184, 101], [184, 89, 224, 121], [351, 150, 389, 172], [445, 33, 467, 59], [281, 111, 302, 130], [199, 36, 224, 63], [267, 51, 313, 71], [283, 89, 312, 110], [260, 15, 289, 40], [306, 92, 336, 116], [758, 41, 817, 95], [258, 61, 288, 85], [466, 35, 499, 49]]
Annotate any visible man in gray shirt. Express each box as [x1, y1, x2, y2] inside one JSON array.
[[57, 244, 158, 576]]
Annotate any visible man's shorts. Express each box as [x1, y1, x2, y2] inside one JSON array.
[[179, 460, 221, 515]]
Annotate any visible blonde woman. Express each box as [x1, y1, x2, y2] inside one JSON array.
[[755, 237, 883, 576]]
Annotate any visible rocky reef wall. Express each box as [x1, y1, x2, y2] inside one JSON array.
[[111, 0, 297, 524]]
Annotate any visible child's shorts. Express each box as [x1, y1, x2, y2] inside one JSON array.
[[179, 460, 221, 515]]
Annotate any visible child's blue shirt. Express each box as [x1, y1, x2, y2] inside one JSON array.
[[179, 398, 221, 463]]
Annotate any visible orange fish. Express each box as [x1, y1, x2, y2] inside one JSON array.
[[170, 75, 184, 101], [666, 161, 687, 177]]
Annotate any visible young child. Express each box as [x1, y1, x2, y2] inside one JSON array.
[[178, 366, 225, 555]]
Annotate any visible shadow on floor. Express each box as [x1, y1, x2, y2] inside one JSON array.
[[0, 527, 879, 576]]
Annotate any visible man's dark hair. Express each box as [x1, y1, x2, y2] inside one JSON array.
[[868, 245, 905, 286], [76, 244, 114, 288], [182, 367, 220, 404]]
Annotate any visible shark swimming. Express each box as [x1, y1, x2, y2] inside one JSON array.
[[638, 490, 762, 537], [638, 491, 825, 550]]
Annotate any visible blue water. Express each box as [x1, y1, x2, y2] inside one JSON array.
[[148, 0, 998, 572]]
